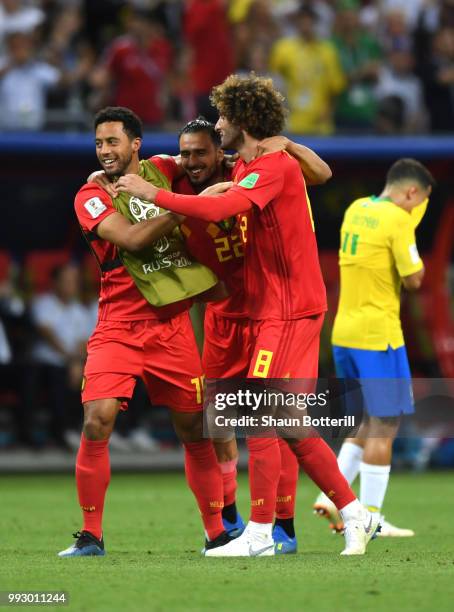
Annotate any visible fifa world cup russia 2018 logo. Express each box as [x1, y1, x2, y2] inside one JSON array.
[[129, 196, 169, 253], [129, 196, 159, 221]]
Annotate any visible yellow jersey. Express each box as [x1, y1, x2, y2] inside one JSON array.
[[269, 37, 345, 135], [332, 196, 424, 350]]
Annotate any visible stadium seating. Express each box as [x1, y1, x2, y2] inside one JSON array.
[[24, 250, 71, 293]]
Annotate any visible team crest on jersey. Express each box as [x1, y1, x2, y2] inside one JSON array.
[[239, 173, 260, 189], [129, 196, 160, 222]]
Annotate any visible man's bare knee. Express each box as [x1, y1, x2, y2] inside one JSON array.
[[171, 410, 203, 443], [213, 437, 238, 463], [83, 399, 120, 440], [368, 416, 400, 438]]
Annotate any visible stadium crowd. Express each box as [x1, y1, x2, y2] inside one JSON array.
[[0, 1, 452, 468], [0, 259, 167, 451], [0, 0, 453, 133]]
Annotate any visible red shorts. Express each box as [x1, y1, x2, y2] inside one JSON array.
[[248, 314, 324, 380], [202, 307, 252, 378], [82, 312, 204, 412]]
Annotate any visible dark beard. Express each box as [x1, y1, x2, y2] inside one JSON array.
[[190, 167, 221, 192], [103, 153, 133, 179]]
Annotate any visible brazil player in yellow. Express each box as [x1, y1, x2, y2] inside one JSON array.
[[314, 158, 434, 537]]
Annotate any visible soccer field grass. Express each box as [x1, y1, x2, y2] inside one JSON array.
[[1, 471, 453, 612]]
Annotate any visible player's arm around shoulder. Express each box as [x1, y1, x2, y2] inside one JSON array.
[[257, 136, 332, 185], [149, 154, 185, 182]]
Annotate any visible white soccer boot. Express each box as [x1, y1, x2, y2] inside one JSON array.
[[204, 522, 275, 557], [341, 509, 380, 555]]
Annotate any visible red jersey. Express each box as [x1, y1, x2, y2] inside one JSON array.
[[151, 156, 246, 318], [184, 0, 234, 94], [230, 151, 327, 321], [104, 35, 173, 125], [74, 183, 191, 322]]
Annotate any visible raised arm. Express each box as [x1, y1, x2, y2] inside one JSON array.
[[391, 216, 425, 292]]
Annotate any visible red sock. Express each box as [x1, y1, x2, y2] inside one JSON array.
[[275, 438, 299, 519], [290, 438, 355, 510], [75, 433, 110, 540], [247, 437, 281, 523], [184, 440, 224, 540], [219, 459, 238, 507]]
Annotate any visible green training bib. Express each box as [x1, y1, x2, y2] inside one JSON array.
[[112, 159, 218, 307]]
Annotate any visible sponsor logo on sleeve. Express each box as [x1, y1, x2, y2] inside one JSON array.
[[238, 173, 260, 189], [409, 243, 421, 264], [84, 197, 107, 219]]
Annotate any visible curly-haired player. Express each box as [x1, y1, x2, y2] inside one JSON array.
[[116, 74, 380, 557], [149, 115, 332, 552], [210, 73, 287, 139]]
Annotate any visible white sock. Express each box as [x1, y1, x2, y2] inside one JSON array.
[[248, 521, 272, 539], [339, 498, 366, 522], [360, 462, 391, 513], [337, 442, 364, 484]]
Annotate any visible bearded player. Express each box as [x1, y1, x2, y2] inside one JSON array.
[[58, 107, 232, 557], [152, 119, 248, 538], [150, 117, 333, 552], [116, 75, 380, 556], [88, 115, 330, 550]]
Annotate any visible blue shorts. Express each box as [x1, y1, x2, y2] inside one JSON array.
[[332, 345, 414, 417]]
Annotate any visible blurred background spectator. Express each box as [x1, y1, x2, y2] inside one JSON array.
[[0, 256, 164, 452], [0, 31, 61, 130], [332, 0, 382, 132], [0, 0, 453, 460], [233, 0, 281, 74], [0, 0, 45, 57], [418, 26, 454, 132], [22, 262, 90, 448], [42, 4, 95, 129], [374, 46, 428, 133], [270, 5, 345, 134], [183, 0, 234, 122], [89, 7, 173, 129], [0, 0, 450, 134]]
